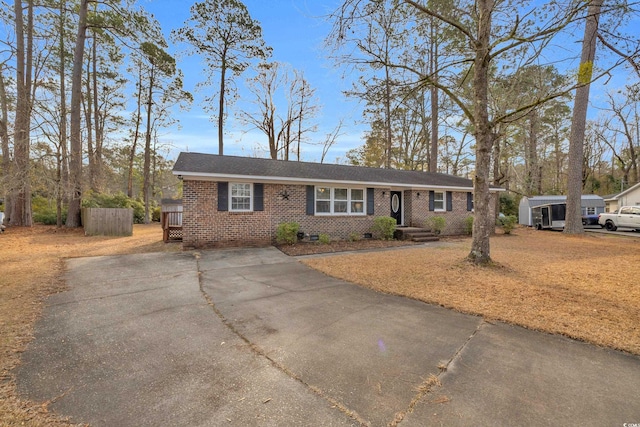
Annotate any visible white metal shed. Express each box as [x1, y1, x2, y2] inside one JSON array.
[[518, 195, 605, 226]]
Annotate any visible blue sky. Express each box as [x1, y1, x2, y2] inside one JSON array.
[[143, 0, 639, 165], [144, 0, 365, 163]]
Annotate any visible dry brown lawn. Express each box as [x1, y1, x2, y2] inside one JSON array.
[[1, 224, 179, 426], [1, 224, 638, 425], [303, 228, 640, 356]]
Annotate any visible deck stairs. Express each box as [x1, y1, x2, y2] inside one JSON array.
[[394, 227, 440, 243]]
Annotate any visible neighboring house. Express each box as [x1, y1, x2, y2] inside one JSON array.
[[603, 181, 640, 212], [518, 195, 605, 226], [172, 153, 504, 249]]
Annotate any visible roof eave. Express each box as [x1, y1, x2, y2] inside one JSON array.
[[173, 170, 503, 192]]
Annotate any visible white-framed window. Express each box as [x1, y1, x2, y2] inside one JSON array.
[[316, 187, 331, 213], [586, 207, 596, 215], [315, 186, 366, 215], [230, 183, 252, 212], [434, 191, 445, 211], [351, 189, 365, 213]]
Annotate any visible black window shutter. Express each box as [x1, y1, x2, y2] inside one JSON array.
[[467, 192, 473, 211], [218, 182, 228, 211], [306, 185, 314, 215], [367, 188, 375, 215], [254, 183, 264, 211], [446, 191, 453, 211], [429, 191, 435, 211]]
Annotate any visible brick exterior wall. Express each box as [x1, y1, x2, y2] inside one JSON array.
[[182, 180, 496, 248], [404, 190, 497, 234]]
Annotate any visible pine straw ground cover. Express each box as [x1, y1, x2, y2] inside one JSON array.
[[1, 224, 180, 426], [302, 227, 640, 356]]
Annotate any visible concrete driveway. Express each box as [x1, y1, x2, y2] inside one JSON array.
[[17, 247, 640, 426]]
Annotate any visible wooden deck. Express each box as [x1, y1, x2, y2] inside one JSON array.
[[161, 199, 183, 243], [162, 211, 183, 242]]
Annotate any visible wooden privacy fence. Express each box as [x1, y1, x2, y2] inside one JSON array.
[[82, 208, 133, 236]]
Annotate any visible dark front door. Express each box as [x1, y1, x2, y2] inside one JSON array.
[[390, 191, 402, 225]]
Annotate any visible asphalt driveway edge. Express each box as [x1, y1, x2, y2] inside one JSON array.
[[193, 251, 369, 427]]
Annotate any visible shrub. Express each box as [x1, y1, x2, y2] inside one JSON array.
[[464, 215, 474, 235], [32, 195, 67, 225], [318, 233, 331, 244], [33, 208, 67, 225], [499, 193, 519, 217], [500, 215, 518, 234], [152, 206, 161, 222], [276, 222, 300, 245], [372, 216, 397, 240], [348, 232, 361, 242], [426, 216, 446, 235]]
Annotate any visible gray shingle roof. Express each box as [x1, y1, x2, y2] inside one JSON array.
[[521, 195, 605, 208], [173, 152, 495, 190]]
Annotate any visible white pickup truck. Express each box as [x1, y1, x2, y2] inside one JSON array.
[[598, 206, 640, 231]]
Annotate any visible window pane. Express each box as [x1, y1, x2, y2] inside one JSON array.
[[351, 189, 363, 201], [316, 187, 330, 200], [232, 197, 250, 210], [435, 192, 444, 210], [334, 200, 348, 213], [351, 201, 364, 213], [316, 200, 330, 213], [334, 188, 347, 200], [232, 183, 251, 197]]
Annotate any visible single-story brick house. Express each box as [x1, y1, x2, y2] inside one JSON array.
[[172, 152, 502, 249]]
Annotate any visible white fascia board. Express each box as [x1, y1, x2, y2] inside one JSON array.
[[173, 170, 504, 192], [616, 181, 640, 198]]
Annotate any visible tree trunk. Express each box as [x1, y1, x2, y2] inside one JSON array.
[[0, 73, 11, 225], [58, 0, 68, 228], [218, 56, 226, 155], [11, 0, 33, 227], [84, 52, 95, 191], [429, 15, 438, 173], [91, 31, 103, 192], [268, 116, 277, 159], [467, 0, 493, 265], [128, 69, 144, 198], [384, 61, 392, 169], [143, 65, 155, 224], [66, 0, 89, 227], [526, 110, 540, 195], [565, 0, 603, 234], [492, 124, 504, 221]]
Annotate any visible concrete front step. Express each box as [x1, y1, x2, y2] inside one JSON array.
[[412, 236, 440, 242], [394, 227, 439, 242]]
